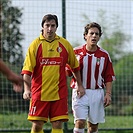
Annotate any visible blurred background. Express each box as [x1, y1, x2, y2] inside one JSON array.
[[0, 0, 133, 133]]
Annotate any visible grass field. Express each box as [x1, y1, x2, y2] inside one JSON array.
[[0, 113, 133, 133]]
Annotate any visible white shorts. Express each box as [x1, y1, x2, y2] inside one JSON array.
[[72, 88, 105, 124]]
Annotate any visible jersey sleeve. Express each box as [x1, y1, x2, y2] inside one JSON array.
[[104, 54, 116, 83], [65, 64, 73, 77], [21, 39, 38, 76], [67, 43, 80, 72]]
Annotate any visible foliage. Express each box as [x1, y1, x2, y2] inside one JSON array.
[[104, 53, 133, 115], [114, 53, 133, 95], [0, 0, 25, 112], [100, 31, 130, 63], [1, 0, 24, 65]]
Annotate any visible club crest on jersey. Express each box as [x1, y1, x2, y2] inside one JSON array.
[[96, 58, 100, 65], [57, 47, 62, 53]]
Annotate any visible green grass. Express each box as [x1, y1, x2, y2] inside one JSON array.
[[0, 113, 133, 133], [68, 114, 133, 129]]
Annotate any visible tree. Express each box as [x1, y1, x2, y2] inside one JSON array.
[[0, 0, 27, 112], [108, 53, 133, 115], [113, 53, 133, 95], [1, 0, 24, 66], [0, 0, 2, 58]]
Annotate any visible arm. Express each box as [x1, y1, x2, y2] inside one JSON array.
[[0, 59, 23, 92], [23, 74, 31, 100], [73, 70, 85, 98], [104, 82, 112, 107], [0, 60, 12, 77]]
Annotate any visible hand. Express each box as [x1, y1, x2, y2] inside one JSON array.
[[7, 73, 23, 93], [77, 85, 85, 98], [104, 93, 112, 107], [23, 90, 31, 100], [13, 84, 22, 93]]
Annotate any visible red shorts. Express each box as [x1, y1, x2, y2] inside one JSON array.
[[28, 98, 69, 122]]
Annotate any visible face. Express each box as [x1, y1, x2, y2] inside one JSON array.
[[85, 27, 100, 47], [42, 19, 57, 40]]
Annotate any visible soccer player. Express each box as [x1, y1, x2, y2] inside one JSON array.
[[21, 14, 85, 133], [66, 22, 115, 133], [0, 59, 23, 92]]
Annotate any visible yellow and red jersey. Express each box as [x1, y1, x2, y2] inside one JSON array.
[[21, 34, 79, 101]]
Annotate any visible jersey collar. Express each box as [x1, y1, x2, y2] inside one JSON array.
[[39, 33, 60, 42], [84, 44, 100, 55]]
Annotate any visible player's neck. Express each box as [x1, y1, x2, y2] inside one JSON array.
[[43, 33, 56, 42], [86, 44, 97, 52]]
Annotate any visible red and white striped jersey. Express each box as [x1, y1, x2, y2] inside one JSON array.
[[67, 44, 115, 89]]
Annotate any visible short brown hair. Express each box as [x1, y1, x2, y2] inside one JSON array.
[[83, 22, 102, 41], [41, 14, 58, 28]]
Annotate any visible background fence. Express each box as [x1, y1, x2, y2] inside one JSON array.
[[0, 0, 133, 133]]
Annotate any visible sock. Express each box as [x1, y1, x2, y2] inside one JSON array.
[[31, 129, 44, 133], [51, 128, 63, 133], [74, 127, 84, 133]]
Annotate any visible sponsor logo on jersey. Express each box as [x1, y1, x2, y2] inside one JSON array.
[[40, 57, 63, 66]]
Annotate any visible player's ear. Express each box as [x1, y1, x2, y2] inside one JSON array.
[[41, 28, 44, 33], [84, 34, 87, 40]]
